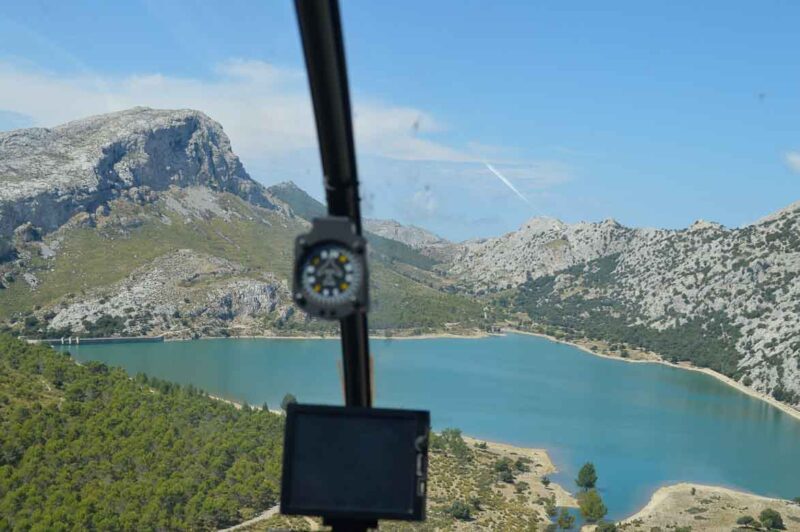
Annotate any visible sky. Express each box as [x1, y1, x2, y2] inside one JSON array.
[[1, 0, 799, 240]]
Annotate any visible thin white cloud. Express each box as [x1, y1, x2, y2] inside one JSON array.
[[483, 161, 571, 189], [484, 162, 531, 205], [786, 151, 800, 173]]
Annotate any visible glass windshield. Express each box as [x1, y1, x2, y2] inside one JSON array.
[[1, 1, 799, 530]]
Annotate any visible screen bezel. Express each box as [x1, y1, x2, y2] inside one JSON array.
[[280, 403, 429, 521]]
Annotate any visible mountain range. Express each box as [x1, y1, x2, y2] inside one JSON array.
[[1, 107, 797, 409], [443, 208, 800, 407]]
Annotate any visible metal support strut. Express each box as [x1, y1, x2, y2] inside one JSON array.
[[294, 0, 372, 411], [294, 2, 374, 528]]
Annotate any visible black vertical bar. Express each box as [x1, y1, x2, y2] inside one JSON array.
[[295, 0, 372, 409]]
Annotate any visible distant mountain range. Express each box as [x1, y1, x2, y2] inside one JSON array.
[[436, 203, 800, 408], [1, 107, 797, 409]]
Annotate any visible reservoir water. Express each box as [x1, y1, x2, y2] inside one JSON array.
[[60, 333, 800, 519]]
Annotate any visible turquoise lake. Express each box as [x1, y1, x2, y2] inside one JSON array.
[[60, 333, 800, 520]]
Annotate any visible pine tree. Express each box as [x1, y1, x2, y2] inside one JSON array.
[[575, 462, 598, 490]]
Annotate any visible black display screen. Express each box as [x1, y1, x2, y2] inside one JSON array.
[[281, 404, 429, 521]]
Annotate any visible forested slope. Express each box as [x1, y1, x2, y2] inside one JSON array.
[[0, 336, 574, 531], [0, 335, 283, 530]]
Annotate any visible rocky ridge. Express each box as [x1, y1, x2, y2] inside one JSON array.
[[439, 205, 800, 407], [448, 216, 631, 288]]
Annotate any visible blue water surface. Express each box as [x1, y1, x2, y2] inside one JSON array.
[[60, 333, 800, 519]]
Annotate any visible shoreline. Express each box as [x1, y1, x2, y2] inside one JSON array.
[[211, 388, 797, 530], [621, 483, 771, 523], [46, 329, 799, 527], [619, 482, 800, 528], [462, 435, 577, 509], [505, 328, 800, 423], [162, 330, 495, 342], [61, 327, 800, 422]]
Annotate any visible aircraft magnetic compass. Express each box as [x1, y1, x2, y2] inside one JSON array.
[[293, 217, 369, 319]]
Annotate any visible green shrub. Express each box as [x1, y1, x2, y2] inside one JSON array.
[[545, 495, 557, 517], [736, 515, 756, 526], [439, 428, 471, 462], [515, 457, 532, 472], [493, 457, 513, 472], [468, 495, 482, 510], [447, 500, 471, 520], [498, 469, 514, 483], [759, 508, 785, 529], [556, 508, 575, 529]]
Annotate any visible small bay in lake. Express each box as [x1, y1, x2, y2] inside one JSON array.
[[61, 333, 800, 519]]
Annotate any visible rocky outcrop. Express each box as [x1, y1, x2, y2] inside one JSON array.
[[448, 217, 632, 288], [0, 107, 275, 259], [365, 218, 448, 249], [46, 249, 297, 338]]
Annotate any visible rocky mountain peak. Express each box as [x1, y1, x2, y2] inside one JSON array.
[[520, 216, 565, 234], [688, 219, 726, 232], [600, 218, 622, 228], [0, 107, 274, 258], [269, 181, 304, 193]]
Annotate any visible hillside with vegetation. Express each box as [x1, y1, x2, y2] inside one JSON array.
[[247, 430, 580, 532], [0, 335, 284, 530], [1, 336, 796, 531], [0, 108, 484, 340], [0, 335, 589, 531]]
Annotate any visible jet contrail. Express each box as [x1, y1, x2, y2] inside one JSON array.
[[484, 162, 531, 205]]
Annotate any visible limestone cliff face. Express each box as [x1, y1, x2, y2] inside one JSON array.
[[0, 107, 273, 258]]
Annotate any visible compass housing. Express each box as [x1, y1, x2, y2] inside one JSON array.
[[293, 217, 369, 320]]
